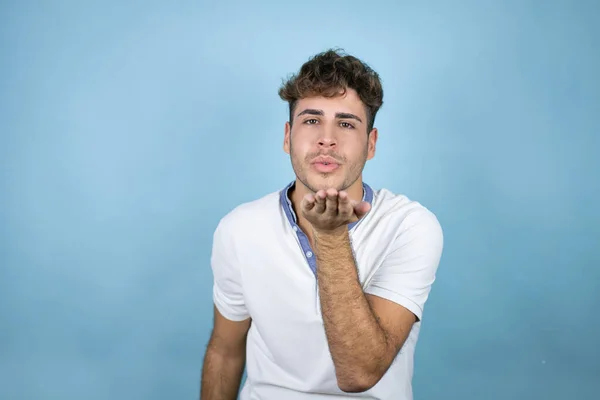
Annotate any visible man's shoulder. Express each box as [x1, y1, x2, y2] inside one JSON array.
[[370, 187, 442, 235], [215, 189, 282, 233]]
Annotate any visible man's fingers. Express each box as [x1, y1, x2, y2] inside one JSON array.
[[305, 189, 369, 229], [338, 191, 353, 218], [314, 190, 327, 213], [325, 188, 338, 216], [353, 201, 372, 219], [302, 194, 316, 212]]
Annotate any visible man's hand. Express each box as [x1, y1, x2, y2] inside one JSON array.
[[301, 188, 371, 233]]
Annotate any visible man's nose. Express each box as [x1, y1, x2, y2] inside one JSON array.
[[317, 128, 337, 148]]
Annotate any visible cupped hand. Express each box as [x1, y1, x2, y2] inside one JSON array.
[[301, 188, 371, 233]]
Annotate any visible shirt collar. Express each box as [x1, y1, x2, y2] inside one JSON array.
[[279, 181, 374, 231]]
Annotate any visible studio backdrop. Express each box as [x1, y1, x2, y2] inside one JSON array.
[[1, 1, 598, 399]]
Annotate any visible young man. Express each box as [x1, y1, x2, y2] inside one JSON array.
[[200, 49, 444, 400]]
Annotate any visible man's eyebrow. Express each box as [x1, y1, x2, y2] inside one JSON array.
[[296, 108, 324, 117], [296, 109, 363, 123], [335, 112, 362, 123]]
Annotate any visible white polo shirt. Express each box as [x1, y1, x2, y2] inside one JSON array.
[[211, 181, 443, 400]]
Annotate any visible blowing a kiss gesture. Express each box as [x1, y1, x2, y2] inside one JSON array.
[[300, 188, 371, 234]]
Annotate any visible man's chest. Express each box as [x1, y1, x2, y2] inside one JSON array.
[[237, 230, 389, 322]]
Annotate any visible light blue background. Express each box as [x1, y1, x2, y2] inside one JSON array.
[[1, 1, 598, 399]]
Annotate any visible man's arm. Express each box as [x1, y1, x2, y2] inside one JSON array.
[[299, 188, 443, 393], [200, 307, 250, 400], [314, 231, 415, 393], [313, 210, 443, 393], [201, 216, 251, 399]]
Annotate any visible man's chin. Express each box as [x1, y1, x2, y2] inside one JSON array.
[[304, 177, 346, 193]]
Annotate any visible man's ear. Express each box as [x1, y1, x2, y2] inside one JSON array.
[[367, 127, 378, 160], [283, 121, 291, 154]]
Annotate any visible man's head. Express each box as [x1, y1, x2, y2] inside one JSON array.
[[279, 49, 384, 195]]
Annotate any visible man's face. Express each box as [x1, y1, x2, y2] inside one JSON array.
[[283, 88, 378, 194]]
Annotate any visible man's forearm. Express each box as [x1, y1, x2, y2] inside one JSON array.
[[200, 343, 245, 400], [313, 230, 393, 392]]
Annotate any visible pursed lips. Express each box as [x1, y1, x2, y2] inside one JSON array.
[[311, 156, 341, 172], [311, 156, 341, 165]]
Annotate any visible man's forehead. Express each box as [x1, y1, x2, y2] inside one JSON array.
[[295, 93, 366, 118]]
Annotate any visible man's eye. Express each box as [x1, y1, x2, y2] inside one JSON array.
[[305, 119, 318, 124], [340, 122, 354, 129]]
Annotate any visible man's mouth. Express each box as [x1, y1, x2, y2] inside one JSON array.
[[312, 161, 340, 172]]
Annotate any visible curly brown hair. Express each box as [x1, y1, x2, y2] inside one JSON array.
[[278, 49, 384, 133]]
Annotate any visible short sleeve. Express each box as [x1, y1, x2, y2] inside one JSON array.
[[364, 209, 443, 321], [211, 218, 250, 322]]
